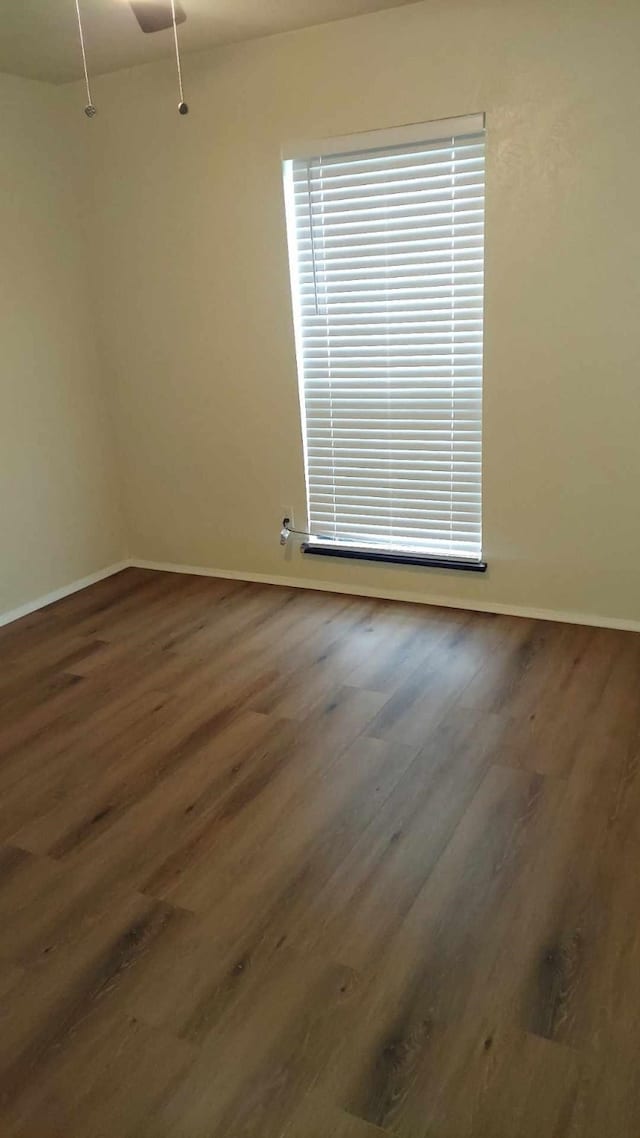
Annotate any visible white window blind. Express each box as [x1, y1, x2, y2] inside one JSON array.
[[284, 114, 485, 564]]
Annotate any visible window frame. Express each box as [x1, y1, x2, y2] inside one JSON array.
[[283, 114, 487, 573]]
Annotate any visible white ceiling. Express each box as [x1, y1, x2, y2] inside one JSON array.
[[0, 0, 419, 85]]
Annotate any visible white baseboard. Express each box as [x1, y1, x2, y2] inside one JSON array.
[[131, 558, 640, 634], [0, 560, 131, 630], [3, 555, 637, 634]]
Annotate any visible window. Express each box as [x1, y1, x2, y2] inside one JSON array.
[[283, 113, 486, 570]]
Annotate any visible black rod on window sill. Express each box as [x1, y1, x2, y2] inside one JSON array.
[[301, 542, 487, 573]]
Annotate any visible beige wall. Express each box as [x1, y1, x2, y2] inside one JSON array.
[[0, 73, 125, 619], [75, 0, 640, 624]]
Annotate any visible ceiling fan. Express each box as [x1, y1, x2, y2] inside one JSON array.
[[129, 1, 186, 34], [74, 0, 189, 116]]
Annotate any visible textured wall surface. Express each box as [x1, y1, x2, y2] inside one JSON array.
[[0, 73, 125, 617], [73, 0, 640, 623]]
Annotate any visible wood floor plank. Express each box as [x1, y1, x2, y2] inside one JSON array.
[[1, 567, 640, 1136], [365, 611, 513, 747], [142, 690, 394, 914], [125, 735, 418, 1039], [0, 886, 183, 1110], [313, 763, 565, 1133], [282, 1093, 392, 1137], [1, 1011, 195, 1138], [288, 706, 507, 971]]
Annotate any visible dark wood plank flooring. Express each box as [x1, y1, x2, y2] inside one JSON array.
[[1, 567, 640, 1136]]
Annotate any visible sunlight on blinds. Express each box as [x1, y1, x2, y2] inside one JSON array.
[[284, 115, 485, 562]]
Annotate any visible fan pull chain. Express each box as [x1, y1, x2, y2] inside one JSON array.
[[74, 0, 96, 117], [170, 0, 189, 115]]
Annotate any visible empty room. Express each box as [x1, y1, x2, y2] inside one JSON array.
[[1, 0, 639, 1133]]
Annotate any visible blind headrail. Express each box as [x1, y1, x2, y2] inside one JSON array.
[[282, 113, 485, 162]]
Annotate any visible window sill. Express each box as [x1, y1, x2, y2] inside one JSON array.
[[301, 542, 487, 573]]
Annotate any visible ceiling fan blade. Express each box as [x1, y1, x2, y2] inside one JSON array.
[[130, 1, 186, 34]]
